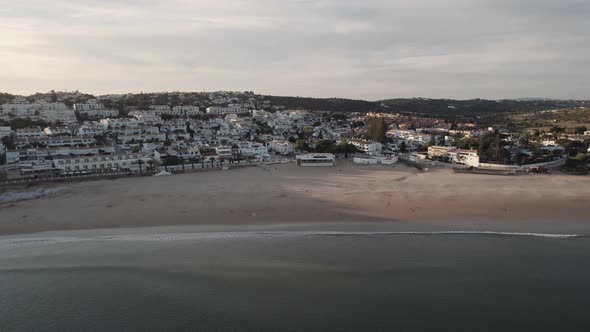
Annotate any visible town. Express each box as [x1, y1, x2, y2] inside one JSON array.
[[1, 90, 589, 183]]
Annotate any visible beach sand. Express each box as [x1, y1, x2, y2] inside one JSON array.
[[1, 161, 589, 235]]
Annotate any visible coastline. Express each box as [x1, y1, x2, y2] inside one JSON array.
[[1, 161, 589, 236]]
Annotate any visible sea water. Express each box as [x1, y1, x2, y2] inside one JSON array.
[[1, 228, 590, 331]]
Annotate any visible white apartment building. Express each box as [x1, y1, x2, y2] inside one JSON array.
[[117, 132, 166, 144], [427, 146, 457, 158], [52, 153, 152, 174], [206, 106, 248, 116], [5, 146, 116, 164], [16, 127, 46, 139], [80, 109, 119, 118], [1, 102, 76, 124], [5, 149, 49, 164], [79, 123, 107, 137], [2, 101, 67, 113], [150, 105, 171, 112], [14, 136, 96, 149], [129, 111, 162, 123], [351, 139, 383, 155], [237, 142, 268, 157], [73, 100, 118, 118], [448, 149, 480, 167], [269, 140, 294, 155], [74, 99, 104, 111], [172, 106, 201, 116], [40, 109, 77, 124], [100, 118, 145, 129], [0, 126, 11, 139], [43, 127, 77, 136], [215, 146, 234, 159], [112, 125, 160, 135]]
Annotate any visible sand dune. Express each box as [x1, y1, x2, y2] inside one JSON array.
[[0, 161, 589, 235]]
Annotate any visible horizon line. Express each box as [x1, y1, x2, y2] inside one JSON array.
[[2, 90, 588, 103]]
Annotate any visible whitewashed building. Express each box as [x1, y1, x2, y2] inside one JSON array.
[[16, 127, 46, 139], [296, 153, 336, 167], [0, 126, 12, 139], [52, 153, 152, 174], [269, 140, 294, 155], [206, 106, 248, 116], [351, 139, 383, 155], [448, 149, 480, 167]]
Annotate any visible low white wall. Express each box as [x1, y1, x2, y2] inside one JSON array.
[[353, 157, 398, 165], [478, 156, 567, 170]]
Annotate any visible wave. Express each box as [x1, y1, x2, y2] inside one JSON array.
[[0, 230, 584, 250], [0, 187, 68, 205]]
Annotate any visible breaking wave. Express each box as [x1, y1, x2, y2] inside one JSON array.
[[0, 187, 68, 205], [0, 230, 584, 250]]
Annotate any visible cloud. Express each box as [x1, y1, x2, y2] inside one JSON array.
[[0, 0, 588, 99]]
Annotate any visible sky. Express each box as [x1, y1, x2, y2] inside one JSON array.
[[0, 0, 589, 100]]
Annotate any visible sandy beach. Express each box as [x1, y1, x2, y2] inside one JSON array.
[[0, 161, 589, 235]]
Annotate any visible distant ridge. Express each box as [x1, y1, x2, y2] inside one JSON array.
[[514, 97, 558, 102]]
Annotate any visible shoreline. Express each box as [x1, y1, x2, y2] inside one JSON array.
[[1, 161, 589, 236]]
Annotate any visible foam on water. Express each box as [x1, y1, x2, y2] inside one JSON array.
[[0, 187, 68, 204], [0, 230, 583, 250]]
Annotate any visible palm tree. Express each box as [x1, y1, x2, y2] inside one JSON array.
[[137, 159, 144, 173], [231, 143, 240, 164], [147, 159, 154, 173], [209, 157, 216, 168]]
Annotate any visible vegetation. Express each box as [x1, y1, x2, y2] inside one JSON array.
[[0, 92, 15, 104], [313, 139, 358, 154], [295, 139, 310, 152], [163, 156, 182, 166], [561, 154, 590, 175], [2, 136, 16, 150], [8, 118, 50, 130], [263, 96, 379, 113], [366, 117, 387, 143]]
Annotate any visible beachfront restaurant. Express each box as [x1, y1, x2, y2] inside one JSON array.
[[296, 153, 336, 167]]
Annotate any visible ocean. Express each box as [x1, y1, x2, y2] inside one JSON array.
[[1, 226, 590, 331]]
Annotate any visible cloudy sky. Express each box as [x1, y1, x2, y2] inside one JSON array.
[[1, 0, 589, 99]]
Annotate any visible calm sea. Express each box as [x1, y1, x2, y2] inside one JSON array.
[[1, 227, 590, 331]]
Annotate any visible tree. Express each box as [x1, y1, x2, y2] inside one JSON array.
[[9, 118, 50, 130], [189, 157, 197, 169], [137, 159, 144, 173], [288, 136, 297, 143], [336, 140, 358, 154], [164, 156, 182, 166], [209, 157, 216, 167], [295, 139, 310, 152], [400, 141, 407, 153], [2, 136, 15, 150], [302, 126, 314, 137], [574, 126, 588, 135], [429, 135, 436, 146], [367, 117, 386, 143], [315, 140, 336, 153]]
